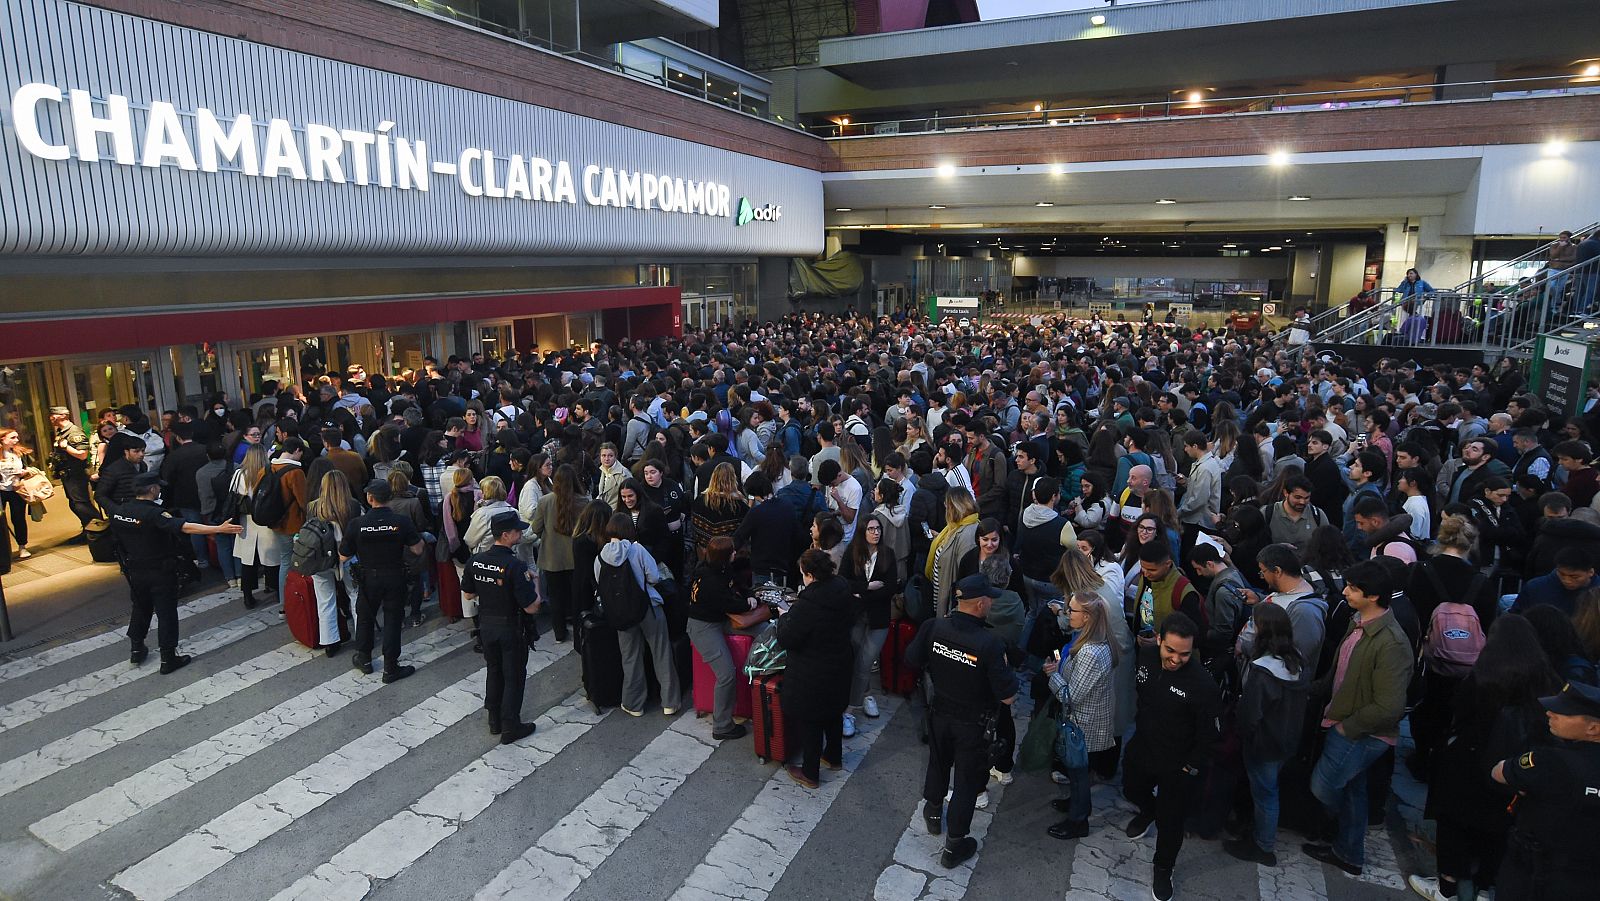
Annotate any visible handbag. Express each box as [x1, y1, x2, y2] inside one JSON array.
[[1053, 656, 1090, 770], [17, 468, 54, 503], [727, 604, 771, 631], [743, 625, 788, 678], [1017, 700, 1061, 772]]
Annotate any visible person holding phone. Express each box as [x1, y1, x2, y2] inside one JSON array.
[[1043, 592, 1117, 840]]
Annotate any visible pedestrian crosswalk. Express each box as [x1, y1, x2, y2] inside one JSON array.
[[0, 600, 1424, 901]]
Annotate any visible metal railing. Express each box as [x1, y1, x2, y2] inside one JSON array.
[[820, 75, 1600, 139]]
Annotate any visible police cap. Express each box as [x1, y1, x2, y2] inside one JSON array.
[[364, 479, 393, 503], [1540, 681, 1600, 719], [130, 472, 166, 490], [491, 511, 529, 536], [954, 574, 996, 602]]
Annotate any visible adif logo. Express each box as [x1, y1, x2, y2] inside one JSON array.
[[735, 197, 782, 226]]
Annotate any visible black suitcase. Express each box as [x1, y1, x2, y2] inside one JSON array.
[[579, 612, 624, 712], [86, 519, 119, 563]]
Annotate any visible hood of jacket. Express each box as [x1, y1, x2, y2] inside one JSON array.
[[919, 470, 949, 495], [798, 574, 855, 614], [1022, 503, 1061, 528], [1366, 512, 1414, 548], [1252, 655, 1298, 682], [599, 539, 637, 566], [1540, 516, 1600, 543]]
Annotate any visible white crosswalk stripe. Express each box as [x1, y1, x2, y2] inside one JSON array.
[[1063, 782, 1154, 899], [874, 698, 1033, 901], [110, 642, 572, 901], [29, 626, 472, 851], [0, 641, 317, 801], [0, 606, 278, 733], [269, 689, 608, 901], [0, 589, 235, 688], [670, 695, 903, 901], [475, 711, 720, 901]]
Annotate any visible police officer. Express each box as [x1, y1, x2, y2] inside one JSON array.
[[341, 479, 424, 682], [48, 406, 95, 537], [1492, 680, 1600, 901], [905, 573, 1017, 869], [462, 511, 542, 744], [110, 472, 243, 672]]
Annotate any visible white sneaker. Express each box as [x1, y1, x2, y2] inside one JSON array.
[[17, 548, 31, 559], [990, 767, 1014, 786], [863, 696, 881, 718], [1406, 875, 1448, 901], [1051, 770, 1070, 784], [944, 790, 990, 810], [842, 712, 858, 738]]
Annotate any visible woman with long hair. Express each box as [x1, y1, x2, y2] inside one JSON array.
[[1213, 418, 1241, 471], [1225, 603, 1308, 867], [958, 517, 1011, 588], [1043, 592, 1117, 839], [0, 427, 35, 558], [419, 429, 451, 515], [686, 536, 759, 740], [1069, 472, 1113, 532], [639, 457, 687, 577], [570, 500, 613, 627], [304, 470, 361, 655], [1140, 488, 1183, 560], [841, 514, 901, 738], [691, 462, 748, 561], [758, 442, 790, 491], [231, 444, 280, 608], [618, 479, 672, 578], [530, 463, 584, 642], [809, 511, 847, 569], [441, 467, 482, 576], [1085, 424, 1120, 488], [896, 415, 933, 476], [596, 512, 682, 717], [1410, 615, 1560, 901], [927, 486, 981, 618], [1118, 513, 1169, 576], [774, 548, 856, 789], [1075, 530, 1125, 611]]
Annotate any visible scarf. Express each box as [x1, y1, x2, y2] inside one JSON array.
[[925, 512, 980, 581]]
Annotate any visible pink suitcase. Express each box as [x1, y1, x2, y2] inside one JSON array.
[[693, 632, 753, 720]]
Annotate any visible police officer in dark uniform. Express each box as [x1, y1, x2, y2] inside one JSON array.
[[110, 472, 243, 672], [905, 573, 1017, 869], [1493, 680, 1600, 901], [341, 479, 424, 683], [462, 511, 543, 745]]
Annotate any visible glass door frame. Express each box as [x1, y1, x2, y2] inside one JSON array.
[[57, 349, 179, 422]]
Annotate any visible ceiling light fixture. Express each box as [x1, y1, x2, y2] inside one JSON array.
[[1155, 198, 1177, 204], [936, 163, 958, 177], [1268, 149, 1292, 166], [1089, 14, 1106, 26], [1186, 91, 1204, 103], [1544, 139, 1569, 157], [834, 207, 853, 212], [1222, 243, 1238, 248], [1288, 195, 1311, 201], [1584, 64, 1600, 77], [1032, 103, 1043, 112], [1035, 201, 1054, 207], [1049, 164, 1066, 175], [928, 204, 947, 209]]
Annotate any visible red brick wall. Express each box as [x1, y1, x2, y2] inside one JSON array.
[[78, 0, 832, 170], [827, 95, 1600, 172]]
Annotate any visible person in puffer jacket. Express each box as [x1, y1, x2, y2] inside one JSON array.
[[1225, 603, 1309, 868]]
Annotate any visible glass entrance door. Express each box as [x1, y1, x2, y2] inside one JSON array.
[[70, 357, 159, 422], [234, 343, 299, 397]]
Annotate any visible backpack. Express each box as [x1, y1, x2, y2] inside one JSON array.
[[289, 517, 340, 575], [1421, 565, 1487, 676], [597, 552, 651, 631], [1151, 454, 1177, 493], [625, 415, 659, 461], [250, 465, 289, 528], [207, 464, 237, 524]]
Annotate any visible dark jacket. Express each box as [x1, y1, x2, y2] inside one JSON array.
[[1406, 552, 1497, 629], [95, 456, 145, 512], [159, 441, 210, 511], [1425, 675, 1547, 825], [907, 471, 949, 575], [1304, 452, 1348, 527], [1125, 645, 1222, 775], [967, 437, 1008, 520], [1237, 655, 1309, 762], [841, 547, 901, 630], [1512, 570, 1600, 617], [687, 560, 750, 624], [1527, 516, 1600, 578], [733, 498, 798, 579], [774, 574, 857, 720]]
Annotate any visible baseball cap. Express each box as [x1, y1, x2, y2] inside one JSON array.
[[954, 573, 996, 601], [1539, 681, 1600, 718]]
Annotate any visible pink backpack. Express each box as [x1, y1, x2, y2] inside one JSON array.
[[1422, 565, 1487, 676]]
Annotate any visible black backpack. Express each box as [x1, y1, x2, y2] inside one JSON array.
[[251, 466, 289, 528], [597, 553, 650, 631], [207, 464, 236, 524]]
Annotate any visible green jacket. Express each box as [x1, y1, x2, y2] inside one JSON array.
[[1316, 608, 1412, 741]]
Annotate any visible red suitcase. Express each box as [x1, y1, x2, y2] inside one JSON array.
[[283, 570, 321, 649], [751, 672, 787, 763], [435, 560, 463, 620], [880, 618, 920, 696], [694, 632, 753, 720]]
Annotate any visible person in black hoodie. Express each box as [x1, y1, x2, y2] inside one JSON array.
[[1225, 603, 1309, 867], [775, 548, 857, 790], [908, 469, 949, 578], [1122, 612, 1222, 901], [686, 537, 756, 741], [1526, 504, 1600, 578]]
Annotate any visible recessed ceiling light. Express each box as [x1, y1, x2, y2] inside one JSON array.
[[929, 204, 947, 209], [1266, 246, 1283, 251], [1035, 201, 1054, 207], [1222, 243, 1237, 248], [936, 164, 957, 177], [1288, 195, 1311, 201], [1155, 198, 1177, 204], [1090, 14, 1106, 26], [1584, 64, 1600, 77], [1544, 139, 1569, 157], [834, 207, 852, 212], [1186, 91, 1204, 103], [1049, 164, 1066, 175], [1032, 103, 1043, 112], [1268, 150, 1292, 166]]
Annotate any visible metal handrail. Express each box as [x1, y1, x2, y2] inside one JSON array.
[[1452, 220, 1600, 293], [821, 74, 1600, 138]]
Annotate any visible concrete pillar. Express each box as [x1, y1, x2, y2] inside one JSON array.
[[1381, 220, 1416, 289], [756, 256, 790, 322], [1436, 61, 1496, 101], [1289, 248, 1319, 305], [1325, 244, 1370, 308], [1416, 216, 1474, 290]]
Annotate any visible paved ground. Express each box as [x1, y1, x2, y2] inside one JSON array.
[[0, 574, 1431, 901]]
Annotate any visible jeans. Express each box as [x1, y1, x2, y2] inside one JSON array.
[[1243, 752, 1285, 853], [211, 532, 239, 581], [1063, 763, 1092, 823], [310, 561, 358, 646], [849, 617, 889, 709], [178, 508, 211, 567], [687, 617, 737, 732], [1309, 728, 1390, 867], [617, 605, 681, 713]]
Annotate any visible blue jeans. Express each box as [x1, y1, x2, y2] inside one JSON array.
[[179, 508, 210, 568], [1063, 763, 1092, 823], [1243, 751, 1284, 853], [1309, 728, 1390, 867]]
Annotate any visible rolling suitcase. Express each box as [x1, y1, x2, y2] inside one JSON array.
[[86, 519, 119, 563], [283, 570, 321, 649], [751, 672, 787, 763], [579, 612, 624, 712], [880, 618, 920, 696], [694, 632, 753, 720], [435, 559, 463, 620]]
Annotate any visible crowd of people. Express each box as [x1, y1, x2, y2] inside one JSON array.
[[33, 305, 1600, 901]]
